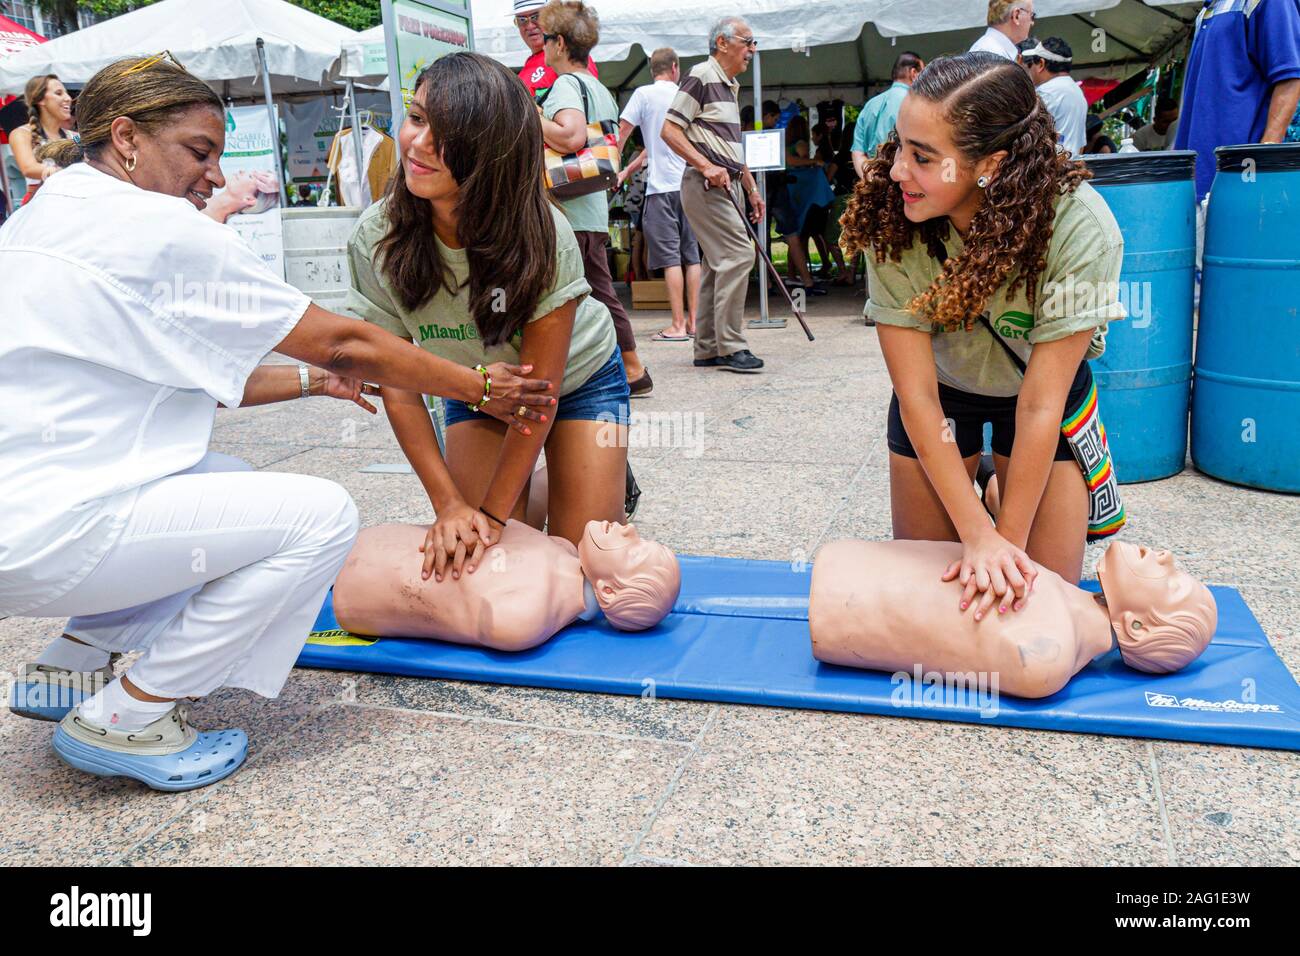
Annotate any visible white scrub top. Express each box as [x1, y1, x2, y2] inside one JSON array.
[[0, 163, 311, 614]]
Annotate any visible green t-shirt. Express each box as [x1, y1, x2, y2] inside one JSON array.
[[543, 71, 618, 234], [865, 181, 1126, 397], [345, 199, 618, 396]]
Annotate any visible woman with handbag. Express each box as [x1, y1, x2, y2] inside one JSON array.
[[537, 0, 651, 398], [346, 51, 630, 582], [840, 53, 1128, 620]]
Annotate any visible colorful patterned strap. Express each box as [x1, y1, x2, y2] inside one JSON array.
[[1062, 380, 1127, 540]]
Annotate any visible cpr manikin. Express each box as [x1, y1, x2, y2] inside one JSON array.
[[809, 540, 1217, 698], [332, 519, 680, 649]]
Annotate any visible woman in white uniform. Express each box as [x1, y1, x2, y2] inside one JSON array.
[[0, 56, 555, 792]]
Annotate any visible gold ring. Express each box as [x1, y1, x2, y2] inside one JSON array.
[[517, 405, 527, 418]]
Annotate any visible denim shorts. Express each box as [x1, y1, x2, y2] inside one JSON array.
[[444, 346, 630, 428]]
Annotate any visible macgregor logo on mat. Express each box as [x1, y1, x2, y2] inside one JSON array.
[[1143, 691, 1282, 714]]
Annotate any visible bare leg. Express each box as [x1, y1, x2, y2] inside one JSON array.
[[889, 450, 982, 542], [660, 264, 688, 337], [784, 233, 814, 287], [543, 420, 628, 547], [684, 262, 700, 335], [526, 466, 549, 531], [812, 233, 832, 276], [444, 418, 530, 522], [993, 453, 1089, 584], [446, 418, 624, 550]]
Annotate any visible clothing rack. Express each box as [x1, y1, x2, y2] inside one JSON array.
[[322, 80, 368, 207]]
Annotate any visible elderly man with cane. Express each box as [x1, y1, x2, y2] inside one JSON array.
[[661, 16, 768, 373]]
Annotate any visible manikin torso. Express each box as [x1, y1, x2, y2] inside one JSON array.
[[810, 539, 1115, 698], [333, 520, 597, 652]]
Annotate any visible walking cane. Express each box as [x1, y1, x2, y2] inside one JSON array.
[[718, 183, 815, 342]]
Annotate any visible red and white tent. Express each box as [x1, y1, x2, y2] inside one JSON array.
[[1, 14, 45, 214], [0, 13, 45, 144]]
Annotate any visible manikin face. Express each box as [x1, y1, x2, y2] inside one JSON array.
[[398, 90, 459, 204], [577, 520, 679, 630], [579, 521, 655, 591], [120, 105, 228, 212], [1096, 542, 1212, 641], [891, 94, 1000, 229]]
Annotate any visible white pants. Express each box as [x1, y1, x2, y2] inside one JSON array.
[[29, 452, 358, 699]]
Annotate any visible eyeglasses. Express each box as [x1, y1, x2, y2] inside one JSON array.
[[122, 50, 185, 75], [729, 35, 758, 50], [514, 13, 540, 26], [542, 32, 558, 44]]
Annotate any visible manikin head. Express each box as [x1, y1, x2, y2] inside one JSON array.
[[578, 520, 680, 631], [1096, 542, 1217, 674]]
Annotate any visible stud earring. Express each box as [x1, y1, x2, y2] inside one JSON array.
[[976, 175, 989, 189]]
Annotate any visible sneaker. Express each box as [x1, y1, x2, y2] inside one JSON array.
[[693, 357, 721, 368], [628, 368, 653, 398], [717, 350, 764, 373]]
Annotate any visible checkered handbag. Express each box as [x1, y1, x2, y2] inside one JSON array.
[[976, 313, 1126, 542], [542, 75, 621, 199]]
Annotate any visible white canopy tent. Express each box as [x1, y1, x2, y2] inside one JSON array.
[[0, 0, 360, 98], [340, 1, 1199, 105], [470, 0, 1201, 98]]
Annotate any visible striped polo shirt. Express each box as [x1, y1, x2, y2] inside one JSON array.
[[665, 56, 745, 173]]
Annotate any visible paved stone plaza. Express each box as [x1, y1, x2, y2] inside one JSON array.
[[3, 283, 1296, 866]]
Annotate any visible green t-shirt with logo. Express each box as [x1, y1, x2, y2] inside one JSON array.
[[543, 71, 618, 234], [345, 199, 617, 396], [865, 180, 1126, 397]]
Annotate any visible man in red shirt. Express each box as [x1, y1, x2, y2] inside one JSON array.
[[511, 0, 598, 102]]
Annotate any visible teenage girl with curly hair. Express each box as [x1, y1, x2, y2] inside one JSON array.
[[840, 52, 1126, 619]]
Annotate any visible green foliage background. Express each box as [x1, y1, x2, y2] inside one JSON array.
[[37, 0, 383, 33]]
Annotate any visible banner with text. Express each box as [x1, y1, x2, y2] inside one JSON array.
[[218, 105, 285, 279]]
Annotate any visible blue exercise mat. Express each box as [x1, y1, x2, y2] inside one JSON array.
[[297, 555, 1300, 751]]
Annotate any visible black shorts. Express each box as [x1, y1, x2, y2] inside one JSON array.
[[887, 362, 1092, 462]]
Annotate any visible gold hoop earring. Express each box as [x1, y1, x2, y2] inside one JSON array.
[[124, 153, 137, 173]]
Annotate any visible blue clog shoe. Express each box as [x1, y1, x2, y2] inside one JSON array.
[[52, 705, 248, 792]]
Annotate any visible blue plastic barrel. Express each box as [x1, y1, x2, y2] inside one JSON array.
[[1192, 143, 1300, 493], [1084, 151, 1198, 482]]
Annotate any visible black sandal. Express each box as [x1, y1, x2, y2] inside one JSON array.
[[625, 462, 642, 520]]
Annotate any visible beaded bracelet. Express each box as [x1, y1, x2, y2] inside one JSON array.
[[468, 364, 492, 412]]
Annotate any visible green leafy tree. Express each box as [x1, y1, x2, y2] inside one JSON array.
[[36, 1, 381, 34]]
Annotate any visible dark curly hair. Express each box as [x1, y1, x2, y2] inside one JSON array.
[[840, 52, 1091, 332]]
